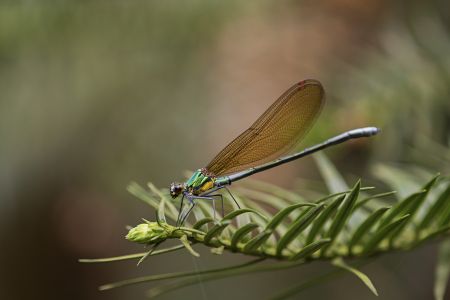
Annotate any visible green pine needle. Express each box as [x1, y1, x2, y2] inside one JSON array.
[[81, 159, 450, 299]]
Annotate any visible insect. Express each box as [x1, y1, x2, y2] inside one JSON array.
[[170, 79, 379, 225]]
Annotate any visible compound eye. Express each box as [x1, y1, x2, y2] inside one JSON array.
[[169, 183, 183, 198]]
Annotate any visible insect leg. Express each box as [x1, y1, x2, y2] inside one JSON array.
[[188, 195, 220, 221], [201, 187, 223, 217], [203, 187, 240, 209], [176, 194, 186, 227], [224, 186, 241, 209], [206, 194, 224, 217], [180, 201, 196, 226]]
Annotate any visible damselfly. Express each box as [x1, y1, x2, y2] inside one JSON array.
[[170, 79, 379, 225]]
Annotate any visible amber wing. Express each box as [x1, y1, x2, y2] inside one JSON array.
[[206, 79, 325, 176]]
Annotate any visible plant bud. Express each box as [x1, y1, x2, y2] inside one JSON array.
[[125, 222, 168, 244]]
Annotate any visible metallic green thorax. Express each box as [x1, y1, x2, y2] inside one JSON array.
[[185, 169, 216, 195], [184, 169, 231, 195]]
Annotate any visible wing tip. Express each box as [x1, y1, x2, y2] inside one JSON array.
[[297, 79, 322, 87]]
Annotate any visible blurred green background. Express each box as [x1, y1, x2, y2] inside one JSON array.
[[0, 0, 449, 299]]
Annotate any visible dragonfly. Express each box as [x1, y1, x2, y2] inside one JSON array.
[[170, 79, 379, 226]]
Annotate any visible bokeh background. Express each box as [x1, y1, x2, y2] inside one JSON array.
[[1, 0, 449, 299]]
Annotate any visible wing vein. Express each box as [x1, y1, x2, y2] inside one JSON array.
[[206, 79, 325, 176]]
